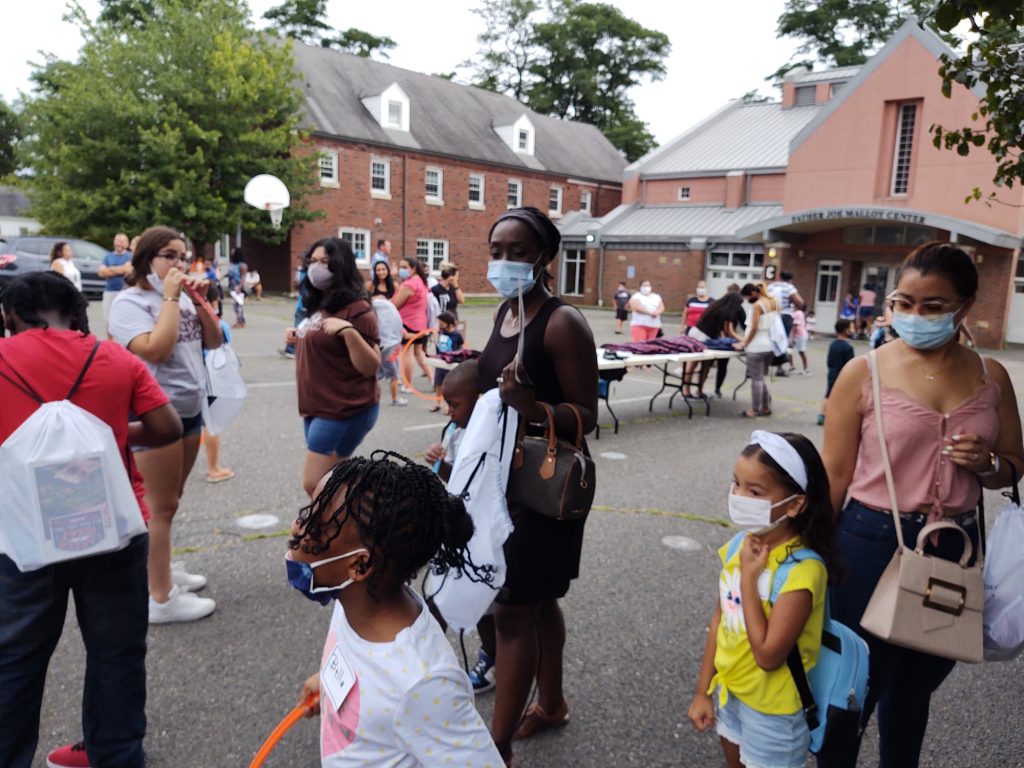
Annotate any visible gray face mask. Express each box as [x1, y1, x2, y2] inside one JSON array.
[[307, 262, 333, 290]]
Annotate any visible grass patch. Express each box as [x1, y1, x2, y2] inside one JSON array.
[[592, 504, 732, 528]]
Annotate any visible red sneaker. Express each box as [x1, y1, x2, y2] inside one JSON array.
[[47, 741, 91, 768]]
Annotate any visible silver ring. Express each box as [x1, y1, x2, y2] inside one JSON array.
[[973, 452, 979, 461], [496, 377, 502, 383]]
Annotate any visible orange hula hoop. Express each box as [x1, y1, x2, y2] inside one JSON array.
[[399, 328, 443, 402], [248, 692, 319, 768]]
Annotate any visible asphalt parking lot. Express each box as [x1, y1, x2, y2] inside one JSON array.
[[30, 296, 1024, 767]]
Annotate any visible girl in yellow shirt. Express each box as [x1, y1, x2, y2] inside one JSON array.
[[689, 431, 840, 768]]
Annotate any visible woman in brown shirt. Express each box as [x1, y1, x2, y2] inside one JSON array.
[[286, 238, 381, 497]]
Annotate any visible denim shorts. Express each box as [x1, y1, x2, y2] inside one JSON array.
[[716, 691, 809, 768], [303, 404, 380, 457]]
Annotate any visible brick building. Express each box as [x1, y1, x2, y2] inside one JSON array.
[[244, 42, 625, 295], [570, 20, 1023, 346]]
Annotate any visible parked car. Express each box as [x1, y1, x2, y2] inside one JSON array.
[[0, 236, 108, 300]]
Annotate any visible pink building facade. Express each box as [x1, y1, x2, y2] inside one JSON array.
[[571, 21, 1023, 346]]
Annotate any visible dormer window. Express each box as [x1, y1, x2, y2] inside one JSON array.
[[387, 101, 403, 128], [794, 85, 816, 107], [494, 114, 535, 156], [361, 82, 410, 132]]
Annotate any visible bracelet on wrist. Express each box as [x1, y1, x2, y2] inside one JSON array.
[[978, 453, 1000, 477], [164, 296, 180, 303]]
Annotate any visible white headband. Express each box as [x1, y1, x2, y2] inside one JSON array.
[[750, 430, 808, 492]]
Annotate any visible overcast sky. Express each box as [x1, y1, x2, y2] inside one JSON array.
[[1, 0, 797, 147]]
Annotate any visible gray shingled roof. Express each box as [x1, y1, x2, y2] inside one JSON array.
[[291, 42, 627, 184], [631, 101, 822, 176], [598, 204, 783, 242], [0, 186, 31, 218]]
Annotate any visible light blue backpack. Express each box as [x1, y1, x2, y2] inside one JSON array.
[[724, 533, 869, 757]]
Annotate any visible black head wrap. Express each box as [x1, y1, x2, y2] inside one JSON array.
[[488, 206, 561, 257]]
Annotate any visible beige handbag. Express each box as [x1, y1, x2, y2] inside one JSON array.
[[859, 350, 985, 662]]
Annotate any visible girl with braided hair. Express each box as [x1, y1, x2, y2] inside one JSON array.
[[287, 451, 502, 766]]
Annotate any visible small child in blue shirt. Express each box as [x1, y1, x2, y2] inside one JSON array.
[[430, 311, 464, 413]]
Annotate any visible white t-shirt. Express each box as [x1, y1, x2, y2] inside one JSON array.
[[629, 292, 663, 328], [319, 590, 502, 767], [108, 275, 208, 418], [53, 258, 82, 292], [767, 281, 798, 315], [372, 297, 405, 352]]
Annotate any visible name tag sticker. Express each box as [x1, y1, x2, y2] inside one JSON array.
[[757, 570, 772, 601], [321, 645, 356, 711]]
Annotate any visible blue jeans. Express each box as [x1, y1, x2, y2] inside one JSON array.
[[820, 500, 979, 768], [0, 534, 149, 768]]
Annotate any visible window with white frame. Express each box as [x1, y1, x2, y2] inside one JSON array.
[[370, 158, 390, 197], [387, 100, 403, 128], [890, 103, 917, 196], [580, 189, 592, 214], [416, 238, 449, 274], [561, 248, 586, 296], [339, 227, 372, 267], [318, 150, 338, 187], [425, 167, 443, 203], [468, 173, 485, 208], [507, 180, 522, 208], [548, 186, 562, 216], [518, 129, 529, 151], [678, 186, 691, 201]]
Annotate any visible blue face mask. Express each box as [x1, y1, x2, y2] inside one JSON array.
[[285, 548, 368, 605], [891, 309, 960, 350], [398, 268, 411, 280], [487, 260, 536, 299]]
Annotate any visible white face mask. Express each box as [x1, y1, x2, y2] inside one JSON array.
[[640, 285, 652, 296], [727, 489, 800, 531]]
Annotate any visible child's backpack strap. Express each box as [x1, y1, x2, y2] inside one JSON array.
[[724, 531, 746, 562], [770, 547, 823, 605]]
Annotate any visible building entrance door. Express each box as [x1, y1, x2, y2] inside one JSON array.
[[814, 260, 842, 328], [862, 264, 896, 301]]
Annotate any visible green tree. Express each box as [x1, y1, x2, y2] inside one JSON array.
[[0, 99, 18, 179], [772, 0, 935, 77], [466, 0, 669, 161], [20, 0, 319, 245], [262, 0, 332, 41], [263, 0, 395, 58], [929, 1, 1024, 197], [466, 0, 540, 101], [323, 28, 397, 59], [96, 0, 158, 29]]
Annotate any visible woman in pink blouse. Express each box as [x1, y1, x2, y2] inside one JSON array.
[[391, 256, 433, 388], [822, 243, 1024, 768]]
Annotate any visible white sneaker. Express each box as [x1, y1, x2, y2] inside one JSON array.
[[171, 561, 207, 591], [399, 385, 414, 394], [801, 369, 812, 376], [149, 586, 215, 624], [391, 397, 408, 407]]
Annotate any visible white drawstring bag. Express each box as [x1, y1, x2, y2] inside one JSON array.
[[983, 466, 1024, 661], [202, 343, 247, 436], [0, 343, 146, 572]]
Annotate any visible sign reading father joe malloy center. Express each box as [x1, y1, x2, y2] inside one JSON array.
[[791, 208, 927, 225]]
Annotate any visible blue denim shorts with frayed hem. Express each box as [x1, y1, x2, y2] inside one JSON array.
[[715, 690, 809, 768]]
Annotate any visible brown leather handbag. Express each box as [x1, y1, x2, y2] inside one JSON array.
[[507, 402, 595, 521]]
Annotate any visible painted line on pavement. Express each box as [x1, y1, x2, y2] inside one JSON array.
[[592, 504, 732, 528]]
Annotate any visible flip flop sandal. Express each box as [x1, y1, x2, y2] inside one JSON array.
[[738, 410, 759, 418], [206, 469, 235, 483], [512, 700, 570, 741]]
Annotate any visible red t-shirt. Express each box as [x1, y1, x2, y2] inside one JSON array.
[[0, 329, 170, 520]]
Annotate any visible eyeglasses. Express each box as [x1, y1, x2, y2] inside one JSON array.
[[885, 292, 961, 317], [155, 252, 183, 263]]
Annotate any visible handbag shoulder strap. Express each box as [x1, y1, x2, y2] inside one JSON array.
[[870, 349, 906, 551], [562, 402, 585, 447]]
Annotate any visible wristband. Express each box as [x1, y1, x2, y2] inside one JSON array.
[[164, 296, 180, 303]]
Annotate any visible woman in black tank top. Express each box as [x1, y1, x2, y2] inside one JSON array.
[[368, 261, 395, 299], [477, 208, 598, 765]]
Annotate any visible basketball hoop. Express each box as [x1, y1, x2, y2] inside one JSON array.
[[244, 175, 291, 231]]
